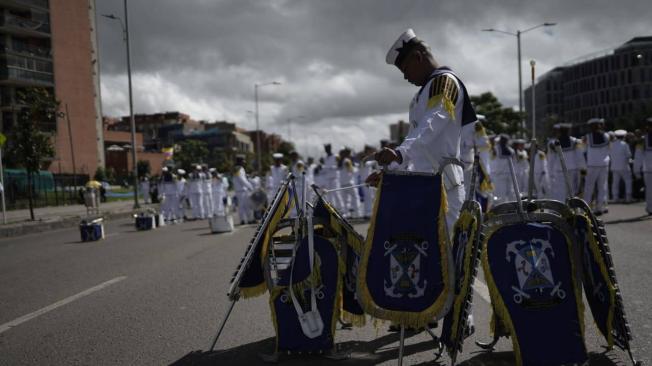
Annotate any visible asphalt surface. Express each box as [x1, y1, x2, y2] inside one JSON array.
[[0, 203, 650, 365]]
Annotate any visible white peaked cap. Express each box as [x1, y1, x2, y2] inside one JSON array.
[[162, 166, 169, 172], [177, 169, 186, 175], [272, 153, 283, 159], [587, 117, 605, 125], [209, 167, 216, 172], [614, 129, 627, 137], [196, 165, 202, 170], [386, 28, 418, 65]]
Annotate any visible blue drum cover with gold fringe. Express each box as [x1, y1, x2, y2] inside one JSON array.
[[313, 194, 366, 326], [482, 222, 587, 366], [574, 214, 616, 347], [441, 207, 480, 356], [357, 171, 453, 328], [269, 235, 343, 353]]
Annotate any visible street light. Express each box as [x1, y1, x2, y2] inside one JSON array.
[[102, 0, 139, 209], [254, 81, 281, 174], [483, 22, 556, 137]]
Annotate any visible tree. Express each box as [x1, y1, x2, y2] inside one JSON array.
[[7, 88, 57, 220], [94, 167, 107, 182], [174, 139, 209, 171], [470, 92, 526, 136], [136, 160, 151, 178]]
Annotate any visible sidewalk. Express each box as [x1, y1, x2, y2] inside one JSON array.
[[0, 200, 159, 239]]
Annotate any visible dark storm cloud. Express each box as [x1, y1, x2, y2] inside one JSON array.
[[96, 0, 650, 154]]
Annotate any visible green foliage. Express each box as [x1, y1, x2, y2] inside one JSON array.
[[136, 160, 151, 178], [174, 139, 209, 171], [94, 167, 107, 181], [470, 92, 525, 136]]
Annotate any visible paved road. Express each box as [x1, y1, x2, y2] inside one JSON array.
[[0, 203, 650, 365]]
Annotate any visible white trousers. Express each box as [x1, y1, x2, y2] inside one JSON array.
[[611, 169, 632, 201], [341, 185, 361, 218], [213, 191, 225, 216], [323, 178, 345, 212], [550, 169, 580, 202], [203, 190, 214, 218], [235, 191, 253, 224], [362, 185, 376, 217], [162, 193, 179, 221], [190, 193, 204, 219], [493, 173, 515, 205], [584, 166, 608, 212], [645, 173, 652, 213]]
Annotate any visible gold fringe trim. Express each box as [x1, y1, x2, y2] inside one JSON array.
[[448, 210, 478, 348], [356, 174, 452, 329], [240, 282, 268, 299]]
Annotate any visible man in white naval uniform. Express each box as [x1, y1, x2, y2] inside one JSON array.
[[321, 144, 345, 211], [233, 156, 254, 225], [210, 169, 226, 216], [512, 139, 529, 195], [368, 29, 478, 234], [547, 123, 586, 201], [187, 165, 205, 220], [492, 135, 516, 204], [268, 153, 288, 198], [176, 169, 187, 221], [532, 148, 550, 198], [610, 129, 633, 203], [339, 157, 361, 218], [633, 118, 652, 215], [202, 165, 213, 218], [159, 167, 178, 222], [359, 160, 378, 218], [583, 118, 611, 215]]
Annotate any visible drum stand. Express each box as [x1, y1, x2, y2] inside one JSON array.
[[395, 323, 444, 366]]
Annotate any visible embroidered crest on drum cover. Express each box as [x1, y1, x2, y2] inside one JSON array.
[[505, 235, 566, 308], [384, 233, 429, 299]]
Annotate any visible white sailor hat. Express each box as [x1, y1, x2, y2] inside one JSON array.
[[587, 118, 605, 125], [272, 153, 283, 159], [386, 28, 423, 66], [162, 166, 169, 172], [195, 164, 202, 170], [209, 167, 216, 172], [614, 129, 627, 137], [177, 169, 186, 175]]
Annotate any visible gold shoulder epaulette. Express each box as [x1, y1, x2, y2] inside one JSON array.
[[427, 74, 459, 118]]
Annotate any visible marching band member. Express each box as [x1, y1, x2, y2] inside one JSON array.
[[512, 139, 529, 195], [547, 123, 586, 201], [360, 160, 378, 219], [492, 135, 516, 205], [268, 153, 288, 198], [159, 167, 178, 222], [610, 129, 633, 203], [339, 157, 361, 218], [202, 165, 213, 218], [532, 148, 550, 198], [633, 118, 652, 215], [233, 155, 254, 225], [583, 118, 611, 215], [176, 169, 186, 221], [369, 28, 478, 233], [187, 165, 205, 220], [322, 144, 345, 211], [211, 169, 227, 216]]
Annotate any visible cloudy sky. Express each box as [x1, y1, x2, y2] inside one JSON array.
[[96, 0, 650, 157]]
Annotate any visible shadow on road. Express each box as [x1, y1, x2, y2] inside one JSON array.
[[603, 214, 652, 225], [452, 350, 622, 366], [169, 333, 444, 366]]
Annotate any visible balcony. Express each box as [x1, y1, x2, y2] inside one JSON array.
[[0, 66, 53, 86], [0, 14, 50, 37]]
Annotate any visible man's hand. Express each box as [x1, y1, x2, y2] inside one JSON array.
[[375, 147, 402, 166], [365, 171, 382, 187]]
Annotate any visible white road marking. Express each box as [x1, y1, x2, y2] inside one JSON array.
[[0, 276, 127, 334], [472, 279, 491, 303]]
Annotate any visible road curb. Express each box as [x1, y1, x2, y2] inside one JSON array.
[[0, 210, 140, 239]]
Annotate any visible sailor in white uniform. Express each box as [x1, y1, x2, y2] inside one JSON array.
[[159, 167, 178, 222], [339, 157, 361, 218], [232, 156, 254, 225], [369, 28, 477, 233], [492, 135, 516, 205], [512, 139, 529, 195], [321, 144, 345, 211], [268, 153, 288, 198], [187, 165, 205, 219], [532, 148, 550, 198], [460, 120, 492, 198], [633, 118, 652, 214], [547, 123, 586, 201], [610, 129, 633, 203], [583, 118, 611, 215], [360, 160, 378, 218], [176, 169, 186, 221], [210, 168, 226, 216], [202, 165, 213, 218]]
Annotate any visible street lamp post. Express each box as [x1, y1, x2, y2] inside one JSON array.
[[482, 23, 556, 137], [254, 81, 281, 174], [102, 0, 139, 209], [530, 60, 536, 139]]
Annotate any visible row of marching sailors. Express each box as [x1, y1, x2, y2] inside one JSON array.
[[158, 165, 230, 223], [267, 147, 378, 220], [465, 117, 652, 216]]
